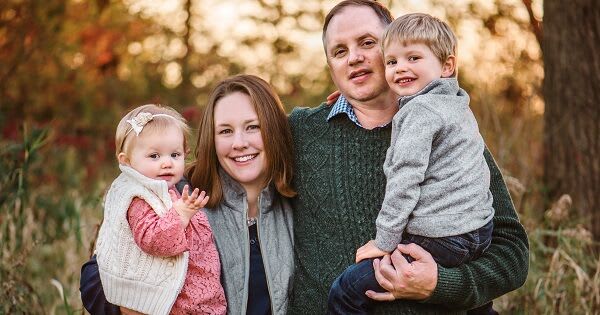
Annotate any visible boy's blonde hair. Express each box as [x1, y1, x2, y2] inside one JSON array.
[[382, 13, 458, 76], [115, 104, 190, 159]]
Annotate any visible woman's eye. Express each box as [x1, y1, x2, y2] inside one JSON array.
[[219, 129, 232, 134], [248, 124, 260, 131]]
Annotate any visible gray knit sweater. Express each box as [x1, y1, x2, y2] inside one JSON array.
[[375, 78, 494, 251]]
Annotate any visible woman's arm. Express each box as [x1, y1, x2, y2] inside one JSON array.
[[79, 255, 120, 315], [370, 147, 529, 309]]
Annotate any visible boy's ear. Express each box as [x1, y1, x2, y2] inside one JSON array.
[[117, 152, 130, 165], [441, 55, 456, 78]]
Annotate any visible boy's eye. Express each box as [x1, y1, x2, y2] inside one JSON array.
[[386, 59, 397, 66], [408, 56, 420, 62], [149, 153, 159, 159]]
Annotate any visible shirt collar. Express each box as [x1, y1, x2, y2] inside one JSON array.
[[326, 94, 391, 129], [327, 95, 364, 128]]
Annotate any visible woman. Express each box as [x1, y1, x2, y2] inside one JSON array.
[[80, 74, 296, 315]]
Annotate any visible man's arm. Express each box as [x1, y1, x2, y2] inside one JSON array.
[[80, 255, 120, 315], [370, 147, 529, 310]]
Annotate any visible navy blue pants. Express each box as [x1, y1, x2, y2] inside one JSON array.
[[327, 220, 495, 315]]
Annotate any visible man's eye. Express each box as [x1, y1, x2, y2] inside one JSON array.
[[362, 40, 376, 47], [333, 49, 346, 57]]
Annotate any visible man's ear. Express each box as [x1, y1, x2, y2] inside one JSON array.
[[117, 152, 130, 165], [441, 55, 456, 78]]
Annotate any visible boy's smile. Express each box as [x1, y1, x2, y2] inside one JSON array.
[[384, 41, 455, 97]]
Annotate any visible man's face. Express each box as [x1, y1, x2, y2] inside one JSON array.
[[324, 5, 389, 105]]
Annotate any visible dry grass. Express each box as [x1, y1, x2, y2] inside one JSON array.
[[1, 126, 598, 314]]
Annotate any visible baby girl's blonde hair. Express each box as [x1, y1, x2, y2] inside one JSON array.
[[115, 104, 190, 159]]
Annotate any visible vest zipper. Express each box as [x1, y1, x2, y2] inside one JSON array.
[[242, 195, 250, 315], [256, 194, 276, 313]]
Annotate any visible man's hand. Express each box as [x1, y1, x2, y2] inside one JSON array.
[[365, 243, 438, 301], [326, 90, 341, 106], [356, 240, 389, 263], [172, 185, 209, 227]]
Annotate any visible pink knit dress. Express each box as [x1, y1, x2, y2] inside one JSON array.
[[127, 189, 226, 314]]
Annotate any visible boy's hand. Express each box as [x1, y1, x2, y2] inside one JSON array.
[[173, 185, 209, 226], [356, 240, 389, 263]]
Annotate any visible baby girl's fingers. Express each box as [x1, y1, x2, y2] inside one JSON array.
[[193, 191, 207, 206], [181, 185, 190, 200], [198, 195, 210, 208], [188, 188, 200, 201]]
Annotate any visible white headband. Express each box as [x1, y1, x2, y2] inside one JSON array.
[[126, 112, 174, 136]]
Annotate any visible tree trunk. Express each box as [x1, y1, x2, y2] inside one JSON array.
[[543, 0, 600, 240]]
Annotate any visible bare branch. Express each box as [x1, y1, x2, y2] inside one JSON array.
[[521, 0, 543, 48]]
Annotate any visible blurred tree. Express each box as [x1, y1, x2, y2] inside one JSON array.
[[543, 0, 600, 240]]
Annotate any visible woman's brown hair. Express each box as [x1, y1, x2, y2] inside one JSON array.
[[186, 74, 296, 208]]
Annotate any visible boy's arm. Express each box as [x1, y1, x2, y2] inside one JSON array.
[[375, 106, 441, 252], [373, 147, 529, 310], [128, 197, 190, 257]]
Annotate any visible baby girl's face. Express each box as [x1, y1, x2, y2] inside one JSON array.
[[122, 125, 186, 187]]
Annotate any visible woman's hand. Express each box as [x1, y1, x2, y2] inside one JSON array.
[[326, 90, 341, 105], [365, 243, 438, 301]]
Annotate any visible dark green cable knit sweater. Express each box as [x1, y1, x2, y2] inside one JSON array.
[[287, 104, 529, 314]]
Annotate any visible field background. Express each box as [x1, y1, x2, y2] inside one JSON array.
[[1, 0, 598, 314]]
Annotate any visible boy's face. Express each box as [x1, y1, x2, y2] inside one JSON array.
[[384, 41, 454, 97], [119, 125, 186, 187]]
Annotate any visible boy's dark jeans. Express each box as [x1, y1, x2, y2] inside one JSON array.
[[327, 220, 494, 315]]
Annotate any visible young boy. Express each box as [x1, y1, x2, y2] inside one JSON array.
[[328, 13, 495, 314]]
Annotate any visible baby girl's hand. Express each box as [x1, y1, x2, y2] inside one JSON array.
[[173, 185, 209, 226], [356, 240, 389, 263]]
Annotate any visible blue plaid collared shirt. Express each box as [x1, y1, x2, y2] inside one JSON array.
[[326, 95, 390, 129]]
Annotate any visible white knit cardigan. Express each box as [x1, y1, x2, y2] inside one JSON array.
[[95, 165, 189, 315]]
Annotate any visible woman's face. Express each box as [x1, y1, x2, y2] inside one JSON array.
[[213, 91, 268, 192]]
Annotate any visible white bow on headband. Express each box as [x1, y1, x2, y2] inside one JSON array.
[[126, 112, 174, 136]]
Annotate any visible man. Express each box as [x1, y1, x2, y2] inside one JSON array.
[[287, 0, 529, 314]]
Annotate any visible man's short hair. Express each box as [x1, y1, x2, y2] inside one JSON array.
[[322, 0, 394, 51], [382, 13, 457, 67]]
